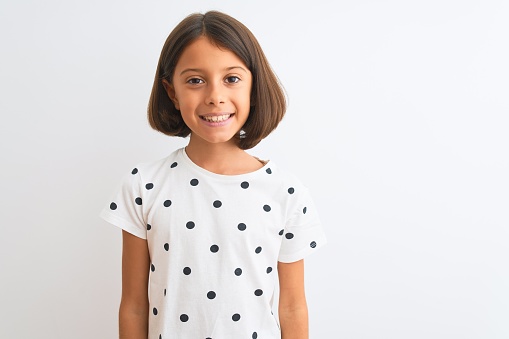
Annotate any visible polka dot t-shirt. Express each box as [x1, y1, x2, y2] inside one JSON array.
[[100, 148, 326, 338]]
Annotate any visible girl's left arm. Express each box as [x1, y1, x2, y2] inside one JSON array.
[[278, 259, 309, 339]]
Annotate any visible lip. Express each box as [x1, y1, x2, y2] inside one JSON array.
[[199, 113, 234, 127]]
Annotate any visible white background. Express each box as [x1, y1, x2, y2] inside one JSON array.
[[1, 0, 508, 338]]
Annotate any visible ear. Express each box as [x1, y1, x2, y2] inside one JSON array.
[[161, 79, 180, 110]]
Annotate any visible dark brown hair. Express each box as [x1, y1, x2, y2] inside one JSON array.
[[148, 10, 286, 150]]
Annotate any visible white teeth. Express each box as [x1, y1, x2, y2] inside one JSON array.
[[202, 114, 230, 122]]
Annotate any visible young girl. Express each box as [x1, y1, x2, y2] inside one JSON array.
[[101, 10, 326, 339]]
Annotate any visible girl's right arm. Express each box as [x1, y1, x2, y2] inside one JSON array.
[[119, 230, 150, 339]]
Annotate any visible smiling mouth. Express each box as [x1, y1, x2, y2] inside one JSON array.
[[200, 114, 234, 123]]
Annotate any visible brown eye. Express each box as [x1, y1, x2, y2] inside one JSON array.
[[225, 76, 240, 83], [187, 78, 204, 84]]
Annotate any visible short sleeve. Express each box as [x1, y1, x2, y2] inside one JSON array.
[[278, 188, 327, 263], [99, 167, 147, 239]]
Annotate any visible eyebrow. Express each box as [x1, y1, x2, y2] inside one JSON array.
[[179, 66, 248, 76]]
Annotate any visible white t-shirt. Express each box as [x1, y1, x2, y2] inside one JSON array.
[[100, 147, 326, 339]]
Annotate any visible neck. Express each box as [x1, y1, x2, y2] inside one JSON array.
[[184, 136, 264, 175]]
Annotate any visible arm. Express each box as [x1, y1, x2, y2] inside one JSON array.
[[278, 259, 309, 339], [119, 230, 150, 339]]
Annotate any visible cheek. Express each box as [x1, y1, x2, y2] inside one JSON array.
[[176, 93, 198, 110], [240, 86, 252, 106], [179, 112, 198, 130]]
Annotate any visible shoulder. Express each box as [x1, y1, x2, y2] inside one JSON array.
[[259, 161, 315, 219], [129, 148, 182, 177], [265, 161, 309, 193], [113, 148, 183, 192]]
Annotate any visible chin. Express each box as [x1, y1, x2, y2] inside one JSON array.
[[196, 134, 239, 145]]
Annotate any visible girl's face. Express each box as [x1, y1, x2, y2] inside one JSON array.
[[163, 36, 252, 147]]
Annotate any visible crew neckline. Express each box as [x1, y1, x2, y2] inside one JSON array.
[[178, 147, 272, 180]]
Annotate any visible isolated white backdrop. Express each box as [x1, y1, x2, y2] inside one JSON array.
[[1, 0, 508, 338]]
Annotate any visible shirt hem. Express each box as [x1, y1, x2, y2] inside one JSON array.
[[99, 209, 147, 239], [277, 237, 327, 263]]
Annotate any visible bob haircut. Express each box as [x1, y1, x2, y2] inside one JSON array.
[[148, 10, 287, 150]]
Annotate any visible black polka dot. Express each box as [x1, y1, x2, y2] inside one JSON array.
[[210, 245, 219, 253], [183, 267, 191, 275], [310, 241, 317, 248], [190, 178, 199, 186], [186, 221, 195, 229], [241, 181, 249, 189], [180, 314, 189, 322], [288, 187, 295, 194], [163, 200, 172, 207], [263, 205, 271, 212], [170, 162, 178, 168], [110, 202, 117, 210], [232, 313, 241, 321], [266, 267, 272, 274], [151, 264, 155, 272], [145, 183, 154, 190], [164, 243, 169, 251], [252, 333, 258, 339], [278, 229, 284, 236], [285, 233, 294, 240], [303, 207, 307, 214], [254, 289, 263, 296], [135, 197, 142, 205], [164, 289, 166, 296], [132, 168, 138, 175], [266, 168, 272, 174], [255, 246, 262, 254], [147, 224, 151, 230], [213, 200, 222, 208], [207, 291, 216, 299], [234, 268, 242, 276], [153, 307, 158, 315], [237, 223, 246, 231]]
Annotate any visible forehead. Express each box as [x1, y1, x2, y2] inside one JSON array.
[[175, 36, 248, 71]]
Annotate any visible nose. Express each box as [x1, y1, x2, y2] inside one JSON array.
[[205, 82, 225, 105]]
